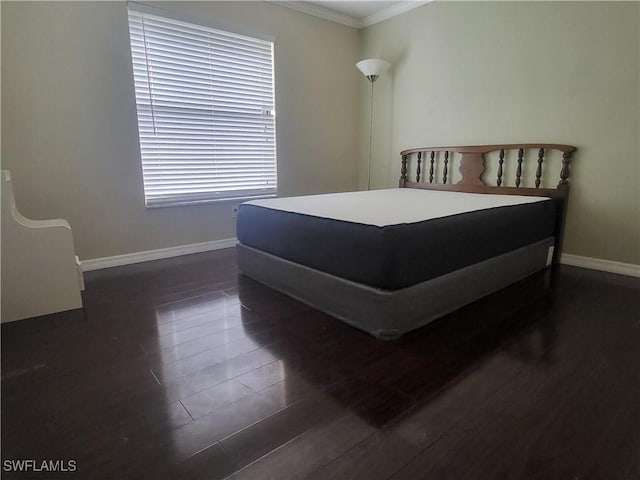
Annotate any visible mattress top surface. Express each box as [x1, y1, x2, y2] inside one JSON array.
[[244, 188, 550, 227]]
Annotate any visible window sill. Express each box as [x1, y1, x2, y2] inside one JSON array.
[[145, 194, 277, 209]]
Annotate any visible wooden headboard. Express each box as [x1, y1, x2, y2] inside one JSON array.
[[398, 143, 577, 264]]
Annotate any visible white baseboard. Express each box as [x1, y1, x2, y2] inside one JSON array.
[[81, 239, 639, 278], [81, 238, 237, 272], [561, 254, 640, 278]]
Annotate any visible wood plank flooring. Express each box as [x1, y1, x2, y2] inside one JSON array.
[[1, 248, 638, 479]]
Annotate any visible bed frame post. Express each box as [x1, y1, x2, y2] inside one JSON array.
[[552, 150, 573, 266], [552, 184, 570, 267]]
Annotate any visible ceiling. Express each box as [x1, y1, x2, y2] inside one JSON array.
[[270, 1, 429, 28]]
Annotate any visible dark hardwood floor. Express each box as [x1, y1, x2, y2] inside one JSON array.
[[1, 248, 638, 479]]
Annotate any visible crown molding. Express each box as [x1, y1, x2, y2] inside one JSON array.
[[269, 1, 430, 29], [269, 1, 361, 28], [361, 1, 431, 28]]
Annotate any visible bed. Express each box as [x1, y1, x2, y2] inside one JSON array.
[[236, 144, 576, 339]]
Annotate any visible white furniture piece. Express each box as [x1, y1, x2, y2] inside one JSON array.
[[1, 170, 84, 322]]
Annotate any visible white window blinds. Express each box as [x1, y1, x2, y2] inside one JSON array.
[[127, 6, 277, 207]]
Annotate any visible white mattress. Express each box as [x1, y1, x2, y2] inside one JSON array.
[[245, 188, 550, 227]]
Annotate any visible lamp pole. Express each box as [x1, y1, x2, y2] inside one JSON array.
[[356, 59, 390, 191], [367, 78, 375, 190]]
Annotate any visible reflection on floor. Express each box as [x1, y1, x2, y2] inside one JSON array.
[[1, 248, 638, 479]]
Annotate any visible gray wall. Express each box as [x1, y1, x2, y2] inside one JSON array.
[[3, 1, 638, 266], [2, 1, 360, 260], [359, 1, 640, 265]]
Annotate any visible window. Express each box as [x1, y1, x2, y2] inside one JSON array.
[[127, 5, 277, 207]]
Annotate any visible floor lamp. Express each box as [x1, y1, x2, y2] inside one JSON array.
[[356, 58, 390, 190]]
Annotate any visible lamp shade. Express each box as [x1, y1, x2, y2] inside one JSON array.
[[356, 59, 390, 80]]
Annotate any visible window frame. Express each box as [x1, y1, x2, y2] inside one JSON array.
[[127, 3, 278, 208]]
